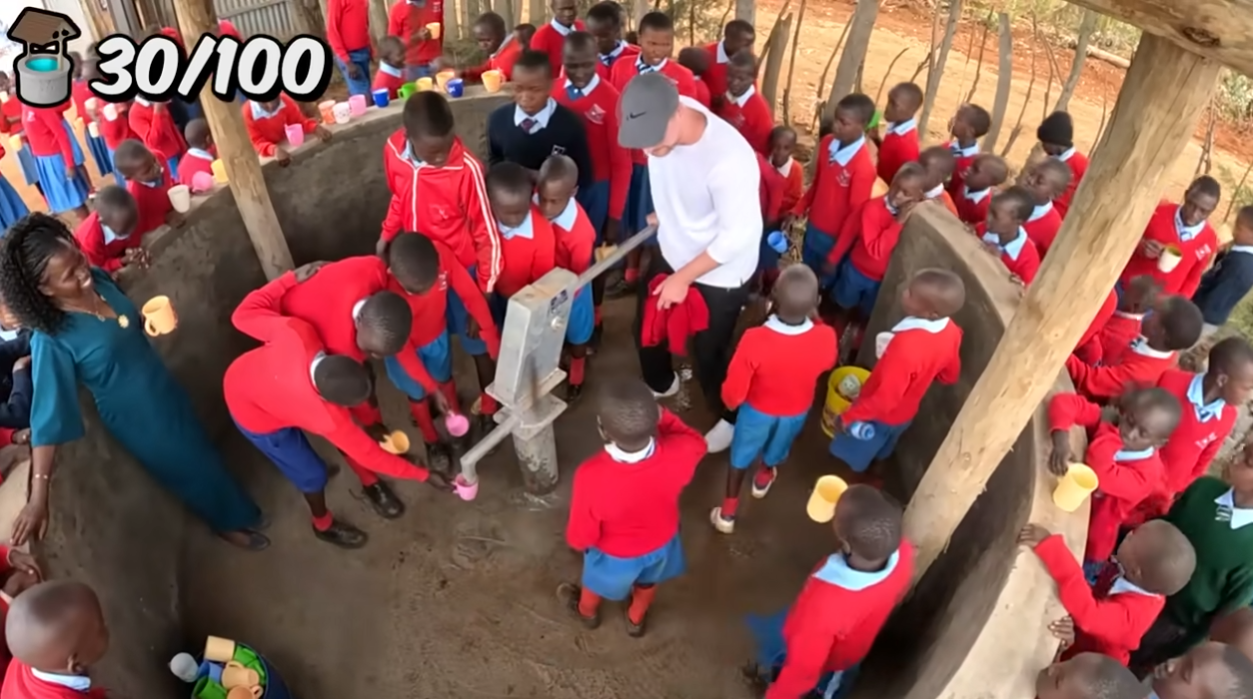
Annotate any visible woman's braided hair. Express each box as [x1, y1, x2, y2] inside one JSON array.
[[0, 213, 77, 335]]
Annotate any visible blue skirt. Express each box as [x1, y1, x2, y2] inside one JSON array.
[[566, 288, 594, 345], [16, 148, 39, 187], [86, 132, 113, 177], [33, 153, 88, 213], [60, 119, 85, 166], [0, 177, 29, 231]]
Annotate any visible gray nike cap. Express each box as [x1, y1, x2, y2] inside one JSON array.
[[618, 72, 680, 149]]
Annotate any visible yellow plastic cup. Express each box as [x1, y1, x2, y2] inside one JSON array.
[[482, 69, 504, 93], [1053, 463, 1099, 512], [807, 475, 848, 523], [211, 159, 228, 184], [821, 366, 870, 437], [8, 135, 21, 152], [436, 70, 455, 91], [425, 22, 441, 39], [380, 430, 411, 455], [416, 77, 434, 92]]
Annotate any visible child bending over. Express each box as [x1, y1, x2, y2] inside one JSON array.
[[945, 102, 990, 199], [977, 185, 1041, 285], [955, 153, 1008, 227], [4, 580, 110, 699], [1021, 157, 1071, 256], [113, 139, 182, 236], [73, 185, 147, 275], [242, 93, 331, 165], [1035, 653, 1145, 699]]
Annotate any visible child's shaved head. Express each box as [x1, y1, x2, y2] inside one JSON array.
[[964, 153, 1008, 192], [1117, 519, 1195, 595], [1153, 641, 1253, 699], [1212, 608, 1253, 663], [94, 185, 138, 237], [834, 93, 876, 127], [539, 154, 578, 189], [7, 580, 108, 674], [112, 139, 159, 179], [312, 354, 372, 406], [355, 291, 413, 357], [772, 265, 819, 322], [919, 146, 956, 187], [1027, 158, 1073, 203], [536, 155, 578, 221], [903, 268, 966, 319], [886, 82, 923, 118], [677, 46, 710, 76], [834, 485, 902, 561], [991, 186, 1035, 223], [597, 379, 659, 451], [1208, 337, 1253, 407], [487, 162, 535, 228], [956, 103, 992, 138], [403, 92, 455, 166], [1154, 296, 1205, 351], [1036, 652, 1144, 699], [184, 118, 211, 149], [387, 233, 441, 295]]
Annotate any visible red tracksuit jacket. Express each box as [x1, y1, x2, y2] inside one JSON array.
[[496, 208, 556, 298], [776, 157, 804, 214], [946, 143, 978, 200], [843, 318, 962, 427], [326, 0, 372, 62], [722, 318, 837, 417], [225, 312, 431, 481], [834, 196, 903, 281], [876, 124, 919, 185], [1024, 202, 1063, 257], [125, 151, 175, 237], [794, 136, 875, 238], [552, 75, 631, 222], [530, 20, 585, 72], [1119, 203, 1217, 298], [74, 212, 139, 273], [975, 223, 1042, 284], [1073, 290, 1119, 366], [1065, 341, 1176, 401], [1, 662, 107, 699], [387, 0, 444, 67], [381, 131, 501, 293], [715, 87, 772, 155], [956, 187, 992, 227], [1055, 151, 1089, 219], [177, 148, 215, 189], [242, 95, 318, 157], [127, 100, 186, 161], [641, 275, 709, 355]]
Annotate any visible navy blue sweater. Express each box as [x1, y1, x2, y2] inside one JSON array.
[[0, 330, 32, 429], [486, 101, 593, 193], [1193, 247, 1253, 326]]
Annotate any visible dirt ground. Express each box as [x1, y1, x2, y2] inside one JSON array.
[[179, 296, 854, 699]]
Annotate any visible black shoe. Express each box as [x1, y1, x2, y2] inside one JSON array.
[[605, 277, 635, 299], [363, 481, 405, 519], [426, 441, 453, 475], [313, 520, 368, 549], [626, 612, 647, 638], [566, 382, 583, 402], [556, 583, 600, 629]]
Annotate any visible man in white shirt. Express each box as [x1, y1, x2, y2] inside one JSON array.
[[619, 72, 761, 452]]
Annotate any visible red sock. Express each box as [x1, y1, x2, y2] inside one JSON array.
[[624, 267, 639, 284], [409, 399, 439, 444], [578, 586, 601, 618], [311, 510, 334, 532], [627, 584, 656, 625], [438, 380, 461, 414], [569, 356, 586, 386], [344, 456, 379, 487], [721, 497, 739, 518], [593, 306, 603, 327], [480, 392, 498, 415]]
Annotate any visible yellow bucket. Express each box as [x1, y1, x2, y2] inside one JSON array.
[[822, 366, 871, 437]]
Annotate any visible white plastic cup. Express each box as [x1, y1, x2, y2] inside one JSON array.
[[332, 102, 351, 125], [875, 331, 894, 359], [1158, 247, 1182, 273], [167, 184, 191, 213], [87, 122, 99, 138], [102, 103, 118, 121]]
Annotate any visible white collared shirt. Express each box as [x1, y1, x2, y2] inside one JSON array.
[[1232, 244, 1253, 255], [549, 196, 578, 231], [924, 184, 944, 200], [950, 140, 978, 157], [892, 316, 950, 334], [491, 34, 516, 58], [514, 98, 557, 133], [1108, 576, 1158, 598], [101, 224, 129, 245], [636, 56, 667, 73], [982, 227, 1029, 261], [827, 136, 865, 166], [249, 100, 284, 120], [1175, 206, 1205, 242], [715, 40, 729, 64], [730, 85, 755, 108], [1057, 146, 1076, 162], [964, 186, 991, 204], [764, 315, 814, 335], [185, 147, 213, 161], [498, 211, 534, 240], [605, 438, 656, 462], [886, 119, 916, 136], [1185, 373, 1226, 423], [600, 41, 626, 65], [1215, 488, 1253, 529], [775, 157, 793, 179], [379, 62, 403, 78], [1127, 336, 1174, 360], [1029, 201, 1054, 222], [134, 96, 152, 106], [30, 670, 91, 692], [564, 73, 600, 98], [549, 18, 573, 35]]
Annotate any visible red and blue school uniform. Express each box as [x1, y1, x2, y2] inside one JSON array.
[[530, 19, 585, 72], [387, 0, 444, 79], [1073, 290, 1119, 366], [956, 186, 991, 227], [128, 98, 186, 173], [925, 184, 961, 218], [831, 316, 962, 472], [463, 34, 522, 83], [566, 409, 705, 605], [0, 142, 28, 230], [1065, 337, 1176, 402], [1031, 533, 1164, 665], [552, 73, 631, 237], [2, 98, 40, 191], [1094, 311, 1144, 367], [125, 150, 175, 238], [723, 316, 837, 471], [551, 198, 596, 346], [945, 139, 979, 200], [177, 147, 215, 191], [327, 0, 374, 95], [976, 224, 1041, 284], [225, 313, 433, 501], [1047, 393, 1164, 563], [242, 95, 318, 158], [1, 660, 108, 699], [754, 542, 915, 699], [97, 101, 136, 188], [757, 154, 787, 275], [875, 119, 918, 186], [1023, 200, 1063, 257], [372, 62, 406, 99], [702, 40, 733, 104], [776, 156, 804, 214], [1054, 147, 1088, 219], [21, 105, 89, 214], [381, 131, 501, 358], [715, 85, 772, 155], [74, 212, 140, 274], [794, 135, 875, 283], [71, 79, 112, 179], [828, 196, 902, 316], [1120, 203, 1217, 298], [596, 41, 639, 81], [691, 77, 712, 109], [495, 207, 557, 322]]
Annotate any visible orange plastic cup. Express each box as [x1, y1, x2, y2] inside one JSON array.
[[482, 69, 504, 93], [436, 70, 455, 91], [318, 100, 336, 125]]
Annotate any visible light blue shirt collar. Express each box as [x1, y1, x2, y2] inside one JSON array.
[[1232, 244, 1253, 255], [565, 73, 600, 96], [515, 98, 557, 132], [891, 316, 950, 334], [400, 142, 425, 167], [186, 147, 213, 161], [1175, 206, 1205, 241], [248, 100, 284, 120], [1186, 373, 1226, 423], [764, 315, 814, 335], [379, 62, 403, 78], [498, 211, 534, 240], [605, 438, 655, 462], [982, 227, 1028, 260], [827, 135, 865, 166], [950, 139, 978, 157], [549, 18, 573, 35], [101, 224, 129, 245], [1215, 488, 1253, 529], [964, 186, 991, 204], [886, 119, 915, 136], [1113, 445, 1155, 461], [1108, 576, 1158, 598], [1028, 201, 1053, 222], [138, 166, 164, 188], [550, 195, 579, 231], [1057, 146, 1076, 162], [31, 669, 91, 692], [812, 549, 901, 590]]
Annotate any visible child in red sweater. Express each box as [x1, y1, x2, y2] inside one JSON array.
[[537, 156, 596, 399], [1047, 387, 1181, 567], [1088, 275, 1159, 367], [1150, 641, 1253, 699], [874, 82, 922, 185], [462, 12, 523, 83], [176, 119, 215, 191], [1120, 176, 1221, 298], [750, 485, 913, 699], [529, 0, 583, 72], [585, 1, 638, 79], [559, 379, 706, 635], [2, 580, 110, 699], [487, 161, 556, 314], [976, 185, 1042, 284], [712, 266, 836, 533], [372, 36, 407, 98], [74, 185, 148, 275], [243, 94, 330, 164], [1021, 519, 1196, 666], [955, 153, 1008, 227], [1022, 157, 1071, 256], [677, 47, 714, 109], [113, 139, 183, 237], [1066, 295, 1204, 401], [715, 50, 771, 155], [830, 268, 964, 473], [787, 92, 877, 284], [769, 126, 804, 214], [127, 98, 185, 173], [918, 146, 961, 217], [702, 19, 755, 107], [945, 103, 991, 199], [826, 162, 928, 318], [1035, 652, 1145, 699], [1038, 111, 1088, 219], [386, 0, 443, 79]]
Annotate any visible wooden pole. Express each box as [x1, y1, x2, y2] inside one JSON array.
[[370, 0, 391, 48], [760, 13, 792, 114], [823, 0, 879, 121], [982, 13, 1011, 153], [902, 32, 1221, 584], [172, 0, 294, 280], [734, 0, 754, 25], [918, 0, 961, 137]]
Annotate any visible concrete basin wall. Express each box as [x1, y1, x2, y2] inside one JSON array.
[[848, 206, 1089, 699]]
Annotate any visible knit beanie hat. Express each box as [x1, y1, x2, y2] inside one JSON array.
[[1036, 111, 1074, 148]]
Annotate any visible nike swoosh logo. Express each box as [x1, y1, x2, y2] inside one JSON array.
[[628, 112, 646, 119]]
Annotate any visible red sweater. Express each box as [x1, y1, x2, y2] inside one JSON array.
[[0, 99, 23, 136], [128, 100, 186, 161], [1120, 203, 1217, 298], [715, 88, 772, 155], [691, 78, 712, 109], [496, 208, 556, 298], [381, 131, 501, 293], [224, 314, 431, 481], [530, 20, 585, 72], [326, 0, 372, 61], [1065, 342, 1176, 401], [844, 318, 962, 426], [758, 154, 786, 225], [946, 143, 978, 200], [125, 152, 175, 237], [701, 41, 730, 101], [596, 43, 639, 81], [1033, 534, 1163, 665], [723, 318, 837, 417], [1155, 369, 1236, 498], [876, 125, 919, 186], [553, 201, 595, 276], [777, 158, 804, 213], [642, 274, 710, 355], [97, 103, 136, 150], [768, 543, 915, 698], [1055, 151, 1089, 219], [565, 409, 705, 556], [1, 662, 107, 699], [463, 36, 522, 82], [551, 76, 631, 220], [1024, 203, 1064, 258], [609, 58, 697, 166], [242, 95, 318, 157], [389, 241, 500, 367], [794, 136, 875, 237], [1095, 312, 1144, 367], [956, 187, 992, 227], [975, 224, 1042, 283], [387, 0, 444, 66], [74, 212, 140, 273], [20, 106, 75, 162], [1074, 290, 1119, 365], [373, 64, 406, 98], [177, 148, 215, 190], [837, 196, 903, 281]]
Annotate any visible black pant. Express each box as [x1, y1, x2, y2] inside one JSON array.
[[633, 252, 750, 423]]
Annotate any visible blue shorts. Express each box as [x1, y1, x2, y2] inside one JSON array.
[[747, 608, 853, 699], [828, 419, 911, 472], [384, 330, 453, 401], [582, 535, 685, 600], [0, 178, 29, 230], [33, 153, 88, 213], [577, 179, 610, 240], [624, 164, 656, 243], [86, 132, 112, 177], [566, 288, 594, 345], [802, 223, 837, 285], [236, 421, 329, 493], [731, 403, 808, 469], [336, 47, 373, 96], [446, 265, 488, 356], [16, 148, 38, 187], [831, 258, 881, 317], [405, 64, 433, 81]]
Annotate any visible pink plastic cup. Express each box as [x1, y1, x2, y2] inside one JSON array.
[[190, 171, 215, 193], [453, 475, 478, 501], [285, 123, 304, 147], [348, 94, 368, 117], [445, 412, 470, 437]]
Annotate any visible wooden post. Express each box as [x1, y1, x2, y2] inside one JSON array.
[[734, 0, 754, 25], [902, 33, 1221, 583], [760, 12, 791, 114], [918, 0, 961, 137], [172, 0, 294, 280], [982, 12, 1011, 153], [823, 0, 878, 121], [369, 0, 391, 47]]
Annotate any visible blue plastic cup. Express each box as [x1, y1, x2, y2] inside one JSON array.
[[372, 89, 390, 108], [767, 230, 789, 254], [446, 78, 464, 98]]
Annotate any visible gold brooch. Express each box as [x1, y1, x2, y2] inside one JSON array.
[[118, 315, 129, 328]]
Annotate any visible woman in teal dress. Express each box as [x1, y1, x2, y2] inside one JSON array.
[[0, 213, 268, 550]]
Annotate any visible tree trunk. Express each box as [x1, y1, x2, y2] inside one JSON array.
[[370, 0, 391, 46], [761, 13, 792, 114], [1054, 9, 1096, 112], [291, 0, 327, 40], [919, 0, 962, 137], [982, 13, 1012, 154], [529, 0, 545, 24], [782, 0, 808, 123], [445, 0, 462, 40], [902, 32, 1221, 585], [735, 0, 754, 24], [824, 0, 880, 121]]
